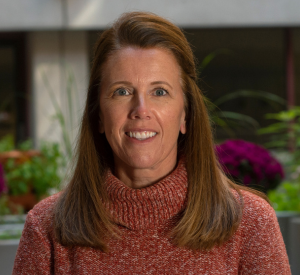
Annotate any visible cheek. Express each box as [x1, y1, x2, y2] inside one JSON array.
[[163, 107, 185, 133], [100, 107, 124, 137]]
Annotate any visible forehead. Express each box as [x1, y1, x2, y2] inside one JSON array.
[[101, 47, 182, 81]]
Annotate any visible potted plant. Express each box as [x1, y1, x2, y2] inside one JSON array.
[[257, 106, 300, 254], [0, 135, 64, 213], [215, 139, 284, 193], [216, 138, 300, 264]]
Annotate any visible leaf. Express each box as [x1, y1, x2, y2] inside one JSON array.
[[257, 122, 288, 135], [214, 90, 286, 108], [199, 49, 234, 72], [18, 139, 33, 151], [41, 71, 73, 159], [263, 141, 287, 149], [265, 108, 300, 121], [217, 111, 260, 128], [268, 181, 300, 211], [0, 135, 14, 152]]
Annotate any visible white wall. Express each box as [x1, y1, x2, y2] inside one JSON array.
[[27, 31, 89, 147], [1, 0, 300, 30], [0, 0, 63, 30], [66, 0, 300, 28]]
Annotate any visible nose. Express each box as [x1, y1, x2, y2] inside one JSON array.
[[129, 94, 151, 120]]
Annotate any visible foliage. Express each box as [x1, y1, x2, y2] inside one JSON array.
[[257, 107, 300, 211], [0, 135, 14, 152], [258, 107, 300, 170], [41, 65, 81, 160], [216, 139, 284, 192], [206, 90, 286, 134], [0, 136, 64, 199], [199, 49, 286, 135], [268, 181, 300, 212]]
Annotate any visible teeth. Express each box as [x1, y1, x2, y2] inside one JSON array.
[[127, 131, 157, 140]]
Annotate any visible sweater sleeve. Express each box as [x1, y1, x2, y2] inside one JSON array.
[[12, 211, 53, 274], [238, 200, 291, 275]]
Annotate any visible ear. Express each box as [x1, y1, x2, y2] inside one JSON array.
[[180, 112, 186, 134], [99, 119, 105, 134]]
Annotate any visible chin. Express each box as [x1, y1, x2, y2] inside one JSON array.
[[126, 156, 159, 170]]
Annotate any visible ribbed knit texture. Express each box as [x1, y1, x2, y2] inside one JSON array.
[[105, 159, 187, 230], [13, 160, 291, 274]]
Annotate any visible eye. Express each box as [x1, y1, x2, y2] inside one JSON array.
[[114, 88, 130, 96], [154, 88, 167, 96]]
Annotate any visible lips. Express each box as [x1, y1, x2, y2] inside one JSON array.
[[125, 131, 157, 141]]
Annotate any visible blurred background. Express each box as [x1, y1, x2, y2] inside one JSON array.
[[0, 0, 300, 273], [0, 0, 299, 146]]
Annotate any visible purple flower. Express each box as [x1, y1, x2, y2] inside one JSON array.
[[0, 163, 7, 194], [215, 139, 284, 192], [243, 175, 252, 185]]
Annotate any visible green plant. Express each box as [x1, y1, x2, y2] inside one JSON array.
[[4, 142, 64, 198], [0, 135, 14, 152], [0, 136, 64, 199], [41, 65, 81, 160], [199, 49, 286, 134], [258, 107, 300, 174], [258, 107, 300, 149], [268, 181, 300, 212], [258, 107, 300, 211], [206, 90, 285, 135]]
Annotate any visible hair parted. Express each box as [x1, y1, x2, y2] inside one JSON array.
[[54, 11, 267, 252]]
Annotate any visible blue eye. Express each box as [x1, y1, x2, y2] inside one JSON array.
[[114, 88, 129, 96], [155, 89, 167, 96]]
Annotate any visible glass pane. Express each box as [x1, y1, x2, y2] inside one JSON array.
[[184, 28, 285, 143], [0, 46, 16, 140]]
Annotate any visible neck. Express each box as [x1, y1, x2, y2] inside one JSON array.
[[105, 157, 188, 230], [113, 156, 178, 189]]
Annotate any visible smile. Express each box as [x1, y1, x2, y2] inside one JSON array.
[[126, 131, 157, 140]]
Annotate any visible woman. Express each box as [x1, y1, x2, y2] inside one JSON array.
[[13, 12, 290, 274]]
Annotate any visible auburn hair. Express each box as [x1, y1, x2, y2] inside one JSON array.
[[54, 11, 266, 251]]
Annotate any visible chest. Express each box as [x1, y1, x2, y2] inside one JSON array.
[[53, 231, 241, 275]]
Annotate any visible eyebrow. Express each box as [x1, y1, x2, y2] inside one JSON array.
[[150, 81, 173, 89], [109, 81, 173, 89], [109, 81, 132, 88]]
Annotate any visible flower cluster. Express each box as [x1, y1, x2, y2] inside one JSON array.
[[216, 139, 284, 192]]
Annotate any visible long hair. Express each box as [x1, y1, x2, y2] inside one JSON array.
[[54, 12, 266, 251]]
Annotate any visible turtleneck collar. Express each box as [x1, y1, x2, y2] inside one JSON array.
[[105, 158, 188, 230]]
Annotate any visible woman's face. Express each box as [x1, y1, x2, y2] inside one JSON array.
[[99, 47, 186, 173]]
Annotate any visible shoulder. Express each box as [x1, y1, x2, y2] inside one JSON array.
[[30, 192, 61, 217], [233, 191, 290, 274], [241, 189, 274, 218], [25, 192, 61, 232], [238, 190, 277, 233]]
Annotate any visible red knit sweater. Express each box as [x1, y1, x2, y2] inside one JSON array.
[[13, 161, 290, 274]]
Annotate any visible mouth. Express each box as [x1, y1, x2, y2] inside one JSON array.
[[125, 131, 157, 141]]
